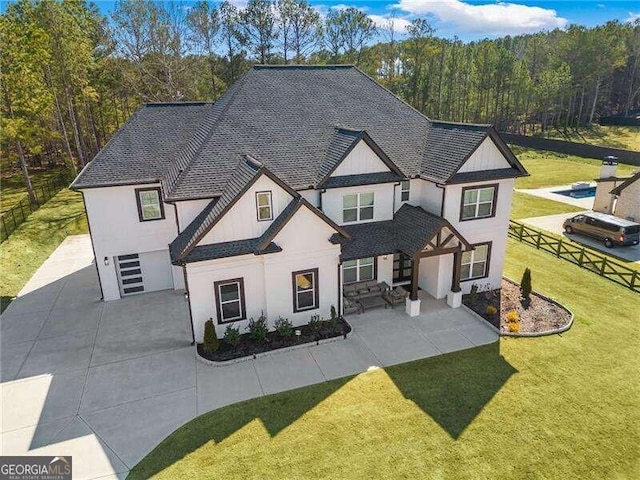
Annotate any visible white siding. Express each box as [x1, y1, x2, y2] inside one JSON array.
[[187, 205, 340, 340], [332, 140, 389, 176], [415, 179, 443, 216], [175, 199, 213, 231], [457, 137, 511, 173], [199, 175, 294, 245], [442, 178, 514, 293], [299, 189, 320, 207], [322, 183, 395, 225], [83, 184, 179, 300], [376, 255, 394, 285]]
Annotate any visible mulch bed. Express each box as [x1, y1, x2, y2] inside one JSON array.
[[463, 278, 572, 335], [197, 318, 352, 362]]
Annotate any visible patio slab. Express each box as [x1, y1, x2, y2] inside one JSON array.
[[82, 388, 196, 468], [457, 322, 500, 346], [196, 360, 263, 414], [79, 347, 195, 414], [426, 328, 475, 354]]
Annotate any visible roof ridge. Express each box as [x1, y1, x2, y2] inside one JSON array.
[[145, 102, 213, 107], [162, 70, 255, 199], [253, 64, 355, 70], [431, 120, 492, 129]]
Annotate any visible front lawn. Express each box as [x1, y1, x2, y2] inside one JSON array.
[[514, 149, 636, 189], [539, 125, 640, 151], [510, 191, 583, 220], [128, 239, 639, 480], [0, 189, 87, 312]]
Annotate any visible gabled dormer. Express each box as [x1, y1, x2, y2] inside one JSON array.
[[317, 128, 404, 189]]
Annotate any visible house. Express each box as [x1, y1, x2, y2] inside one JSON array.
[[593, 158, 640, 221], [71, 65, 528, 342]]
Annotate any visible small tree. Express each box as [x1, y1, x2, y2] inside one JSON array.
[[330, 305, 339, 330], [203, 318, 219, 353], [520, 268, 532, 307]]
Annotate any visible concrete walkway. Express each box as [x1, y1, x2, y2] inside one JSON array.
[[1, 235, 497, 479], [521, 212, 640, 263]]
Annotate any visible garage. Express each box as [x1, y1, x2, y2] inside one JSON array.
[[115, 249, 173, 296]]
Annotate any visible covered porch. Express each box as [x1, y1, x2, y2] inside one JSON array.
[[333, 204, 473, 317]]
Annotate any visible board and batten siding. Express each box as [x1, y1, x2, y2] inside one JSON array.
[[82, 183, 181, 300], [175, 198, 213, 231], [199, 175, 294, 246], [442, 177, 515, 294], [457, 137, 511, 172], [322, 183, 395, 226], [332, 140, 390, 176], [187, 205, 341, 340]]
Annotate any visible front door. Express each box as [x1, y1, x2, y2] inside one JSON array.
[[393, 253, 413, 284]]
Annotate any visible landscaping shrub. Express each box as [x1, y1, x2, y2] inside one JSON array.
[[469, 284, 480, 303], [203, 319, 219, 353], [506, 310, 521, 332], [486, 305, 498, 315], [274, 317, 293, 338], [223, 325, 241, 347], [520, 268, 532, 306], [247, 315, 269, 342], [309, 314, 322, 334], [330, 305, 339, 330]]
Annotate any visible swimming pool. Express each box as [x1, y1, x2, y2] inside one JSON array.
[[554, 186, 596, 199]]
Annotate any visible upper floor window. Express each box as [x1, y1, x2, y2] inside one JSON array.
[[343, 257, 375, 284], [292, 268, 319, 312], [343, 192, 374, 223], [460, 185, 497, 221], [136, 187, 164, 222], [401, 180, 410, 202], [461, 243, 491, 281], [256, 191, 273, 221]]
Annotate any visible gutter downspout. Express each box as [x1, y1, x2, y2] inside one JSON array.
[[392, 181, 402, 213], [182, 265, 196, 345], [319, 189, 326, 211]]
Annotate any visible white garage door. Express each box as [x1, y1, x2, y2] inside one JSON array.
[[115, 250, 173, 296]]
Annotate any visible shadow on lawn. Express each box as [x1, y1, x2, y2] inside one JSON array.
[[129, 342, 516, 479], [386, 341, 517, 439]]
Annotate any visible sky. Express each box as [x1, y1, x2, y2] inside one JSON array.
[[27, 0, 640, 42]]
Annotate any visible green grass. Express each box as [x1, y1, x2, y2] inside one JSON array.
[[0, 167, 72, 214], [514, 149, 636, 190], [539, 125, 640, 151], [510, 191, 584, 220], [0, 189, 87, 312], [128, 239, 640, 480]]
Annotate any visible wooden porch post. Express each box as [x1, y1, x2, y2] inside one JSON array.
[[410, 255, 420, 300], [451, 248, 462, 293]]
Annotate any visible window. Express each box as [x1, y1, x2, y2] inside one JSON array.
[[343, 192, 374, 223], [292, 268, 319, 312], [460, 185, 497, 221], [214, 278, 246, 323], [461, 243, 491, 281], [256, 191, 273, 221], [135, 187, 164, 222], [343, 257, 375, 284], [401, 180, 410, 202]]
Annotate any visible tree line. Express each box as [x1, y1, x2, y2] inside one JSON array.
[[2, 0, 639, 204]]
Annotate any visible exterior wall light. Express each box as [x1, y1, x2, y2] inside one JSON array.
[[103, 257, 109, 266], [184, 291, 189, 301]]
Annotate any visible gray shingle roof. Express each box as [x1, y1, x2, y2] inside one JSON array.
[[321, 172, 403, 189], [71, 103, 212, 189], [72, 66, 527, 195], [448, 167, 527, 184], [182, 238, 282, 264], [333, 204, 466, 261]]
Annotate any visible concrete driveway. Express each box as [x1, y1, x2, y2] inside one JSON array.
[[521, 212, 640, 263], [1, 235, 497, 479]]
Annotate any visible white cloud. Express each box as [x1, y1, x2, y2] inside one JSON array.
[[369, 14, 413, 33], [396, 0, 568, 35], [627, 12, 640, 23]]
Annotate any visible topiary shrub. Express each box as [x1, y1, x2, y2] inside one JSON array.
[[469, 284, 480, 303], [274, 317, 293, 338], [247, 314, 269, 342], [506, 309, 520, 332], [330, 305, 339, 330], [520, 268, 532, 307], [203, 318, 219, 353], [309, 314, 322, 334], [223, 324, 241, 347]]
